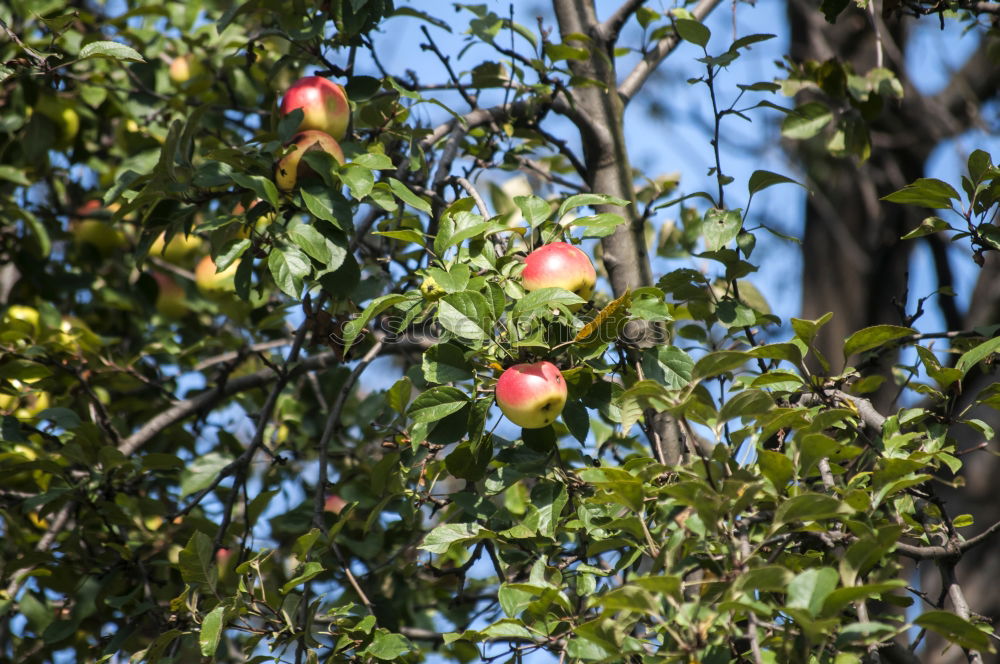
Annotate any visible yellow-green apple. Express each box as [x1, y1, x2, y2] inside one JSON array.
[[274, 130, 345, 192], [195, 255, 240, 296], [495, 361, 568, 429], [419, 275, 445, 301], [35, 94, 80, 148], [150, 231, 202, 264], [152, 271, 187, 318], [280, 76, 350, 140], [521, 242, 596, 308], [233, 198, 277, 234], [72, 200, 126, 255], [168, 54, 210, 92]]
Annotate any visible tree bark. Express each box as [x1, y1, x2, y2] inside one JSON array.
[[787, 2, 1000, 660]]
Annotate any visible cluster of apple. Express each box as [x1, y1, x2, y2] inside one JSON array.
[[495, 242, 597, 429], [274, 76, 349, 191]]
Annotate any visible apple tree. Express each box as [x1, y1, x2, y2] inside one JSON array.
[[1, 1, 1000, 663]]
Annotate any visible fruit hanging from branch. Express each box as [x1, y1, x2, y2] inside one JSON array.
[[521, 241, 596, 308], [275, 130, 345, 192], [195, 255, 240, 296], [280, 76, 350, 140], [495, 361, 568, 429]]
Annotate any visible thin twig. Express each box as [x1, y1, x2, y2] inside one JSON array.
[[619, 0, 725, 104]]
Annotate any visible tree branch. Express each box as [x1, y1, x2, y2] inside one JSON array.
[[599, 0, 648, 44], [895, 517, 1000, 560], [618, 0, 725, 104]]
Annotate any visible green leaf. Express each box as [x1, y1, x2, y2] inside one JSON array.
[[79, 40, 146, 62], [590, 585, 660, 614], [199, 605, 225, 656], [901, 216, 951, 240], [419, 522, 483, 554], [352, 152, 394, 170], [341, 294, 408, 356], [719, 389, 774, 421], [641, 346, 695, 390], [757, 450, 794, 490], [775, 493, 845, 525], [955, 336, 1000, 376], [373, 229, 426, 245], [388, 177, 432, 214], [514, 195, 550, 227], [178, 532, 216, 589], [513, 287, 585, 318], [0, 166, 31, 187], [914, 611, 994, 652], [267, 245, 310, 298], [792, 312, 833, 346], [748, 342, 803, 365], [341, 164, 374, 200], [438, 291, 492, 341], [692, 351, 750, 379], [422, 343, 474, 384], [280, 561, 325, 593], [737, 565, 793, 592], [730, 33, 776, 50], [569, 213, 628, 238], [781, 102, 833, 140], [408, 386, 469, 423], [839, 526, 904, 587], [674, 18, 710, 48], [748, 170, 802, 195], [702, 208, 742, 252], [0, 360, 52, 382], [843, 325, 915, 358], [180, 453, 231, 499], [556, 193, 629, 222], [300, 186, 350, 228], [822, 581, 906, 617], [289, 225, 347, 269], [882, 178, 960, 210], [231, 172, 279, 207], [364, 631, 413, 660], [787, 567, 839, 617], [529, 481, 568, 539]]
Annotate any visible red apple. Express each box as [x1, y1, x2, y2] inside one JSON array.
[[274, 130, 345, 192], [195, 255, 240, 296], [495, 361, 568, 429], [521, 242, 597, 308], [324, 494, 347, 515], [152, 271, 187, 319], [280, 76, 350, 140]]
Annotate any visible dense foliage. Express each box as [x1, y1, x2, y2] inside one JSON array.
[[1, 1, 999, 663]]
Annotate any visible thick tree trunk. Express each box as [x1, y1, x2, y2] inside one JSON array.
[[787, 2, 1000, 661]]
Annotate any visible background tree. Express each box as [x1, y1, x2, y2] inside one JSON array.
[[1, 1, 999, 663]]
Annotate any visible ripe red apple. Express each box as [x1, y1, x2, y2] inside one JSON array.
[[521, 242, 597, 307], [152, 271, 187, 319], [195, 255, 239, 296], [324, 494, 347, 515], [280, 76, 350, 140], [274, 130, 345, 192], [495, 361, 568, 429]]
